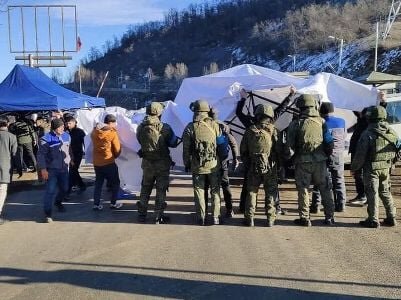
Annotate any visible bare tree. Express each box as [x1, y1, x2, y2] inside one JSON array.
[[164, 63, 176, 80], [51, 68, 63, 84], [174, 62, 188, 83]]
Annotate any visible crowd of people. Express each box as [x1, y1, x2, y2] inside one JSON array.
[[0, 89, 398, 228]]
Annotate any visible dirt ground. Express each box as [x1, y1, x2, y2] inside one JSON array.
[[0, 165, 400, 299]]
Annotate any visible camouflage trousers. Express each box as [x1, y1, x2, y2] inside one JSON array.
[[193, 172, 221, 220], [295, 161, 334, 220], [138, 167, 170, 219], [363, 168, 396, 222], [245, 165, 278, 222]]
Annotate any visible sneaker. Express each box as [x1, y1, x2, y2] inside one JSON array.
[[243, 218, 254, 227], [349, 196, 367, 205], [276, 205, 289, 215], [382, 218, 397, 227], [55, 203, 66, 212], [324, 217, 335, 225], [93, 204, 103, 211], [225, 209, 234, 218], [359, 219, 380, 228], [155, 215, 170, 224], [266, 219, 275, 227], [44, 216, 53, 223], [213, 217, 220, 225], [63, 195, 71, 202], [71, 186, 79, 192], [138, 215, 147, 223], [110, 203, 123, 209], [294, 218, 312, 227], [309, 206, 318, 214]]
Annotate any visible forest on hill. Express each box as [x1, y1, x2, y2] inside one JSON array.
[[66, 0, 393, 108]]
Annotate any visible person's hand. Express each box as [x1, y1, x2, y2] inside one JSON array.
[[240, 89, 248, 99], [41, 169, 49, 181], [289, 86, 296, 96], [70, 160, 75, 167]]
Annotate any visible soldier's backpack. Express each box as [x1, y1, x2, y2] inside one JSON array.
[[369, 128, 398, 169], [140, 122, 164, 155], [295, 116, 334, 156], [248, 123, 273, 174], [193, 120, 218, 167]]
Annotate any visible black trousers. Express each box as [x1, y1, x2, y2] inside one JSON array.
[[69, 153, 85, 189]]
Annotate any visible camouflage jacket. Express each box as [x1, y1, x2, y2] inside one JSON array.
[[240, 120, 281, 170], [182, 113, 221, 174], [351, 121, 399, 171], [137, 115, 178, 170], [286, 108, 329, 164]]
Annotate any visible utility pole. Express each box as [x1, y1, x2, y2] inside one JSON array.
[[374, 22, 379, 72]]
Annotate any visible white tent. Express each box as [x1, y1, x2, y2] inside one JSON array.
[[77, 64, 380, 193]]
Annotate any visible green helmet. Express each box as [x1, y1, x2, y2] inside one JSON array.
[[190, 100, 210, 112], [296, 94, 319, 108], [146, 102, 164, 116], [366, 105, 387, 121], [254, 104, 274, 118]]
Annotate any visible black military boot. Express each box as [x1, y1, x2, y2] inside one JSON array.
[[243, 218, 254, 227], [155, 215, 170, 224], [382, 218, 397, 227], [294, 218, 312, 227], [324, 217, 335, 226], [359, 219, 380, 228]]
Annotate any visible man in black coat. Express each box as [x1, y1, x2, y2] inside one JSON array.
[[65, 116, 86, 193]]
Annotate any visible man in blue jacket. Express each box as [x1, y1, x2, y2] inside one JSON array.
[[311, 102, 347, 213], [37, 118, 72, 223]]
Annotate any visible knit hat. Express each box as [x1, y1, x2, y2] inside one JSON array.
[[319, 102, 334, 114], [51, 118, 65, 130], [104, 114, 117, 124]]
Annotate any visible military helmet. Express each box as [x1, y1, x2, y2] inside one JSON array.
[[254, 104, 274, 118], [146, 102, 164, 116], [365, 105, 387, 121], [296, 94, 319, 108], [190, 99, 210, 112]]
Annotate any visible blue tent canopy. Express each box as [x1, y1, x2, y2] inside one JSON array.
[[0, 65, 105, 111]]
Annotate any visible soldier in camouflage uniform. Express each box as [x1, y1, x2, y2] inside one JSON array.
[[351, 105, 398, 228], [136, 102, 179, 224], [240, 104, 280, 227], [182, 100, 222, 226], [286, 94, 335, 226]]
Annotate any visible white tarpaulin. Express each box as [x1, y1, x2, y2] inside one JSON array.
[[76, 64, 380, 193]]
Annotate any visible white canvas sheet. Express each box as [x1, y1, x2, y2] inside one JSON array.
[[76, 64, 380, 193]]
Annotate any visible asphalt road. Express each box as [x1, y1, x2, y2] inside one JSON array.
[[0, 166, 400, 299]]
